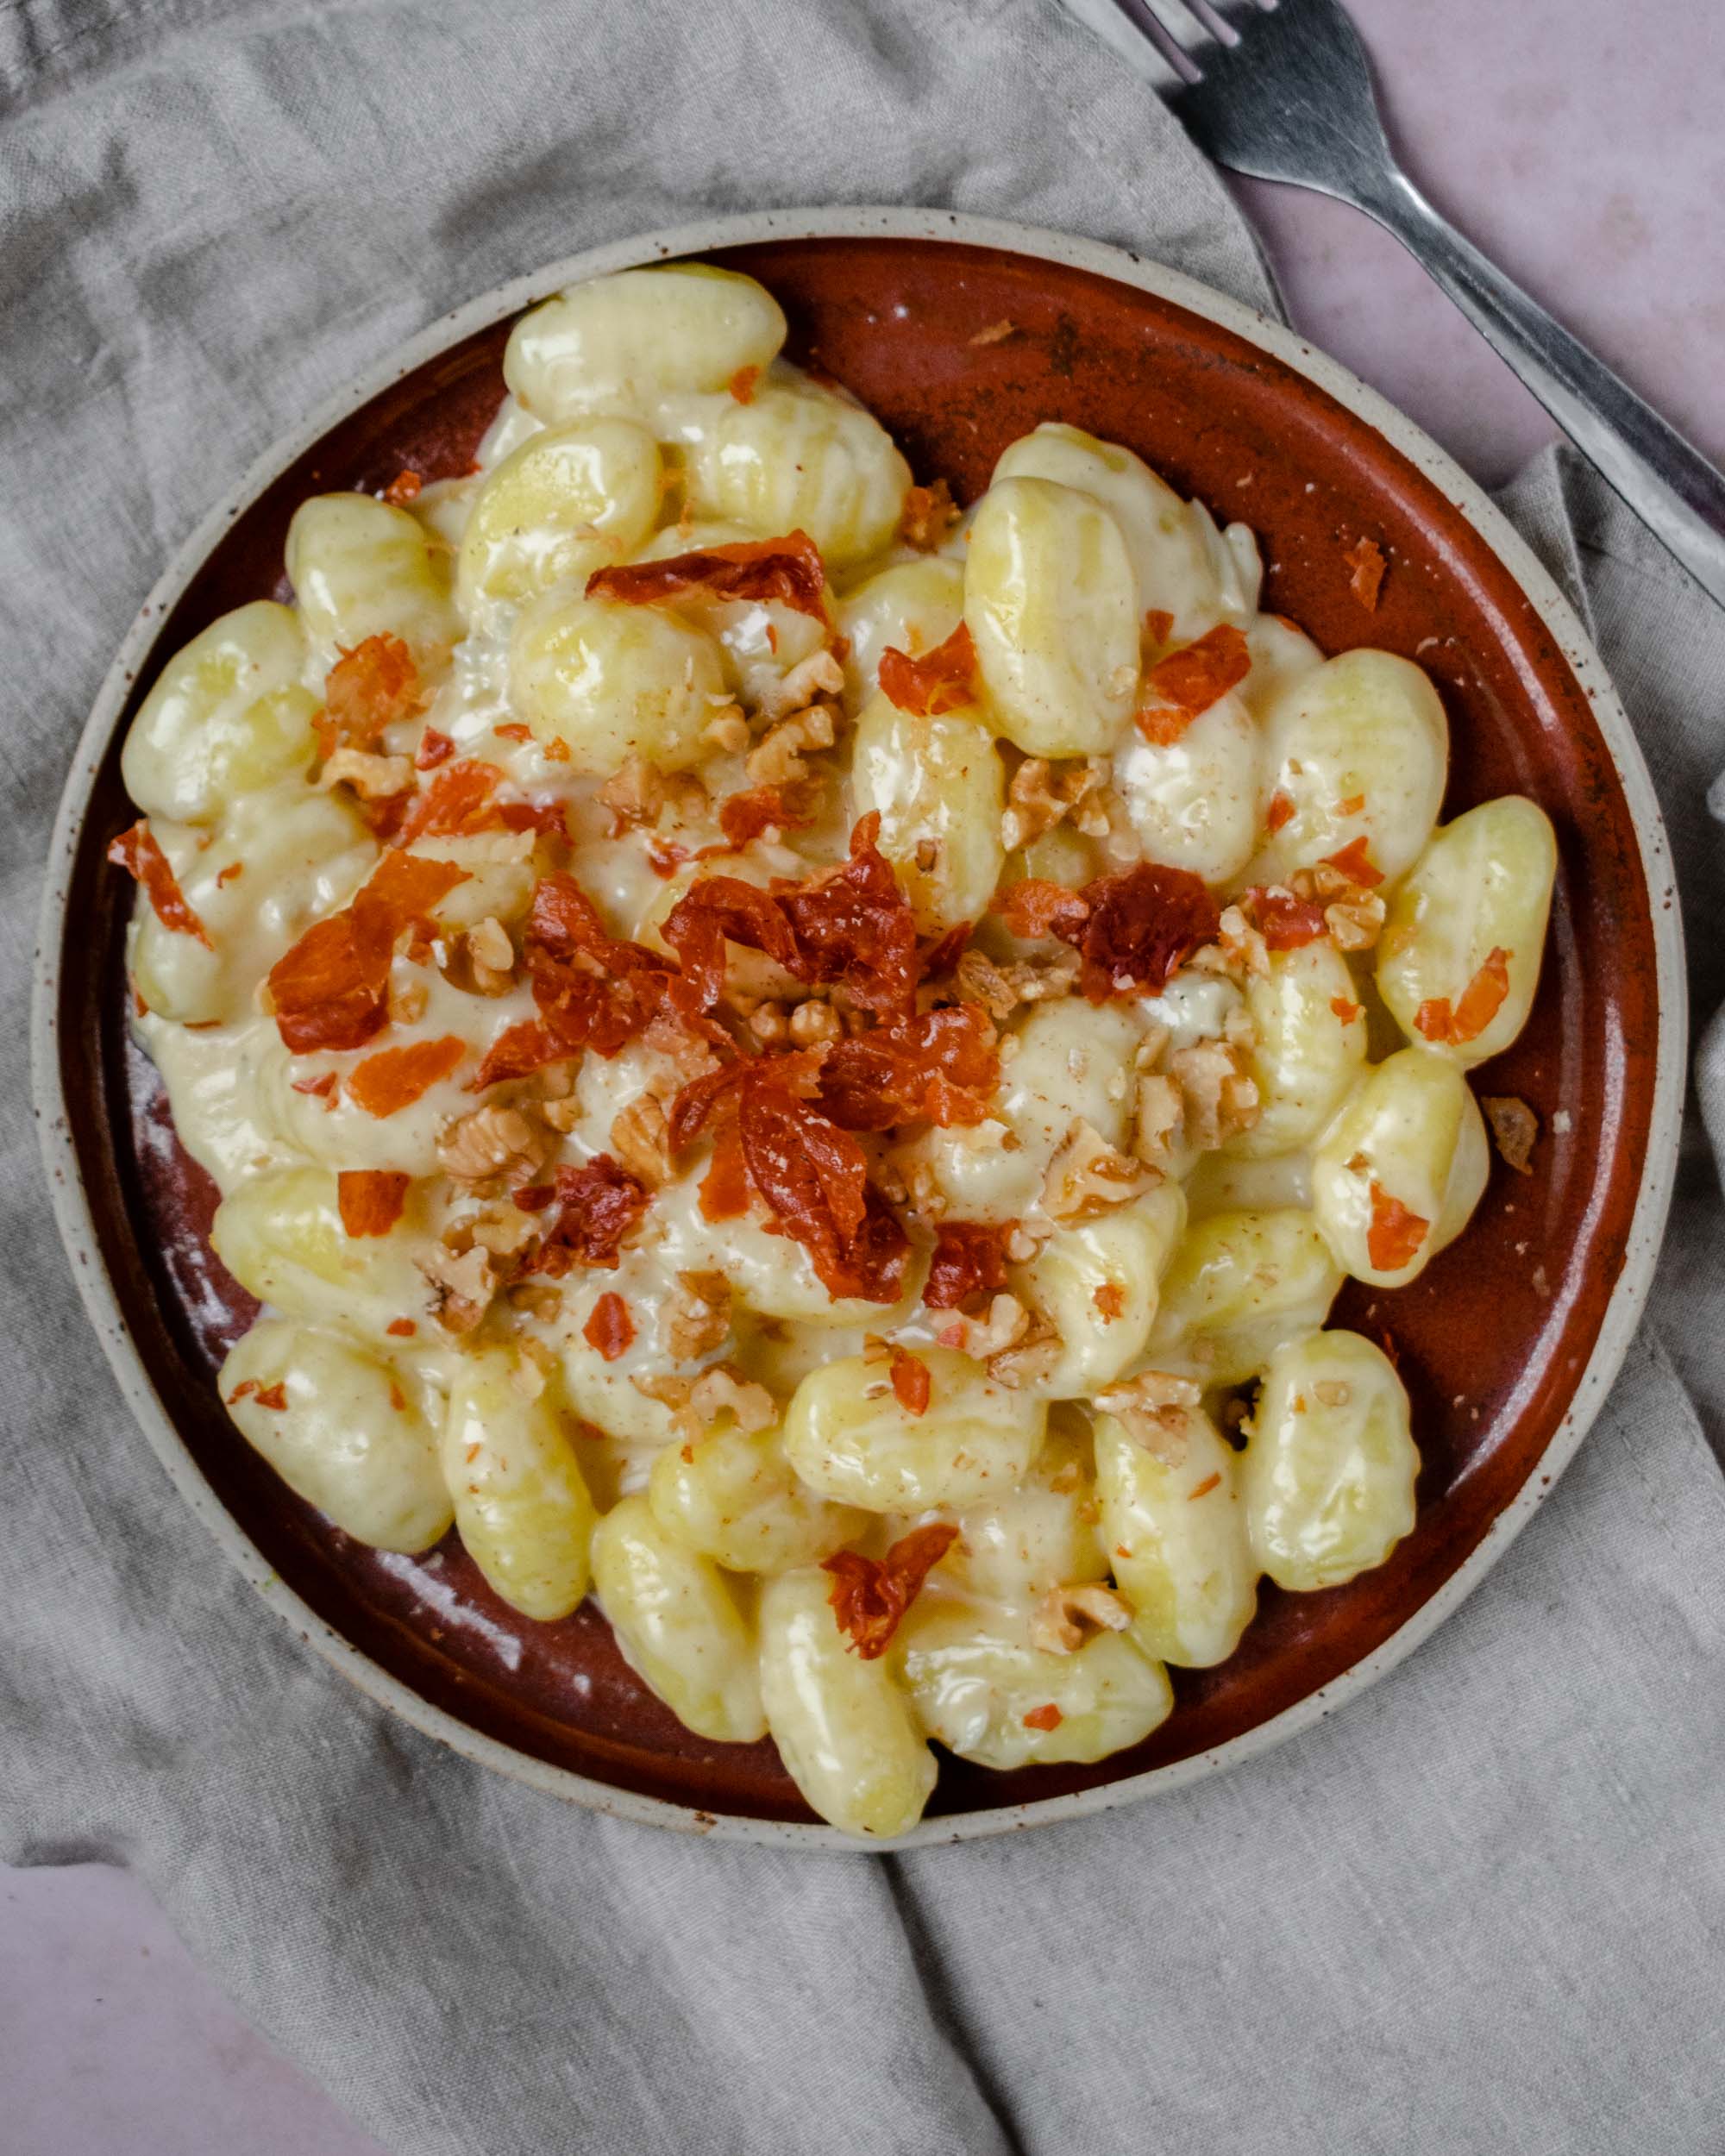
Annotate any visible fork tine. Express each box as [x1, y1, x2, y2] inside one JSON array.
[[1140, 0, 1226, 66]]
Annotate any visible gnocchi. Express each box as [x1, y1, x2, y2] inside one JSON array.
[[112, 263, 1556, 1838]]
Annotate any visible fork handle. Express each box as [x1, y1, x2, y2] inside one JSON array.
[[1361, 170, 1725, 608]]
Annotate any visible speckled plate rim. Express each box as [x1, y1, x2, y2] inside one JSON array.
[[32, 205, 1686, 1852]]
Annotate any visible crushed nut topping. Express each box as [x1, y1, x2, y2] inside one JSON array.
[[319, 747, 413, 800], [609, 1093, 672, 1188], [1482, 1094, 1539, 1175], [756, 648, 845, 722], [746, 699, 837, 786], [788, 997, 842, 1045], [1000, 757, 1109, 853], [956, 945, 1080, 1023], [984, 1319, 1062, 1389], [687, 1363, 777, 1432], [388, 977, 430, 1027], [465, 914, 516, 996], [703, 705, 750, 755], [1096, 1370, 1201, 1463], [596, 753, 664, 832], [936, 1291, 1031, 1362], [436, 1103, 549, 1185], [1030, 1583, 1134, 1655], [666, 1269, 733, 1361], [1042, 1119, 1153, 1220], [1189, 903, 1270, 983], [419, 1242, 497, 1334], [1131, 1072, 1183, 1170], [1167, 1039, 1260, 1152]]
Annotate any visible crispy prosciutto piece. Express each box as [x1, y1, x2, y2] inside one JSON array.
[[521, 873, 679, 1057], [347, 1034, 465, 1117], [821, 1522, 959, 1658], [107, 822, 213, 948], [668, 1050, 910, 1304], [877, 622, 977, 718], [322, 634, 422, 752], [1322, 836, 1383, 887], [662, 874, 800, 1019], [924, 1221, 1013, 1311], [267, 852, 468, 1054], [586, 530, 828, 622], [1135, 623, 1251, 742], [1367, 1181, 1429, 1272], [1416, 948, 1513, 1048], [994, 877, 1091, 943], [888, 1345, 931, 1417], [994, 863, 1219, 996], [528, 1156, 650, 1275], [776, 813, 919, 1017], [817, 1004, 998, 1131], [1246, 885, 1329, 951], [468, 1018, 568, 1093], [714, 784, 812, 851], [336, 1169, 411, 1237], [228, 1378, 287, 1412], [583, 1290, 636, 1361], [1344, 536, 1386, 611]]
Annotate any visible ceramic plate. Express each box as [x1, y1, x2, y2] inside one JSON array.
[[34, 209, 1684, 1847]]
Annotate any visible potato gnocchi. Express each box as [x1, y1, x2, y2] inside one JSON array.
[[113, 265, 1556, 1838]]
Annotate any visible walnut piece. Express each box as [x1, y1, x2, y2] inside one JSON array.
[[687, 1363, 777, 1433], [465, 915, 516, 996], [1000, 756, 1109, 852], [1132, 1073, 1183, 1170], [703, 705, 750, 755], [668, 1269, 733, 1362], [984, 1319, 1062, 1390], [1042, 1119, 1153, 1220], [436, 1104, 549, 1185], [419, 1243, 497, 1335], [934, 1292, 1031, 1362], [609, 1094, 671, 1188], [319, 747, 413, 800], [1095, 1370, 1202, 1464], [756, 649, 845, 723], [787, 997, 842, 1046], [1167, 1039, 1260, 1152], [595, 754, 665, 832], [1030, 1583, 1134, 1656], [956, 946, 1080, 1024], [1189, 903, 1269, 984], [746, 700, 837, 787], [1481, 1094, 1539, 1175]]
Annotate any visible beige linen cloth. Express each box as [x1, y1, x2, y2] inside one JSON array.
[[3, 3, 1723, 2151]]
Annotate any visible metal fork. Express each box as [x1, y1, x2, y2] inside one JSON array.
[[1096, 0, 1725, 609]]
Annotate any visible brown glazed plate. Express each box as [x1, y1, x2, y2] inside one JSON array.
[[33, 209, 1684, 1849]]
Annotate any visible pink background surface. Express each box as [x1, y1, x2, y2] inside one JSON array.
[[7, 2, 1722, 2149]]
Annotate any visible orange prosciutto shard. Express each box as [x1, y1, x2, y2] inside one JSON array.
[[888, 1345, 931, 1418], [586, 530, 828, 622], [394, 757, 500, 843], [1248, 885, 1329, 951], [323, 634, 421, 751], [267, 853, 467, 1054], [1138, 623, 1251, 737], [822, 1523, 959, 1659], [698, 1125, 753, 1221], [1265, 788, 1295, 835], [1343, 536, 1386, 611], [107, 823, 212, 948], [877, 622, 977, 718], [1322, 836, 1383, 887], [994, 877, 1091, 942], [715, 783, 811, 851], [529, 1156, 650, 1275], [1447, 947, 1513, 1045], [415, 727, 456, 770], [347, 1034, 465, 1117], [583, 1291, 636, 1363], [468, 1017, 568, 1092], [661, 874, 800, 1019], [523, 872, 677, 1056], [924, 1220, 1013, 1311], [337, 1169, 410, 1238], [1367, 1180, 1429, 1273], [817, 1004, 999, 1131], [228, 1377, 287, 1411], [776, 814, 919, 1018], [1071, 862, 1220, 999], [1022, 1703, 1063, 1733]]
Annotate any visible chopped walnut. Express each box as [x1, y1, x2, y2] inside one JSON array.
[[1030, 1583, 1134, 1655], [894, 1149, 948, 1224], [632, 1372, 694, 1412], [507, 1280, 565, 1319], [319, 747, 413, 800], [688, 1363, 777, 1432], [668, 1270, 733, 1362], [609, 1094, 671, 1188], [938, 1292, 1031, 1362], [536, 1059, 578, 1102], [788, 998, 842, 1046], [465, 915, 516, 996], [1167, 1039, 1260, 1152], [1132, 1073, 1183, 1170], [1482, 1094, 1539, 1175], [1096, 1370, 1202, 1463], [467, 1205, 537, 1258], [956, 946, 1080, 1023], [746, 700, 837, 787], [1325, 891, 1387, 951], [1042, 1119, 1153, 1220], [899, 478, 959, 551], [1190, 904, 1269, 984], [419, 1243, 497, 1335], [702, 705, 750, 755], [757, 649, 845, 723], [985, 1320, 1062, 1390], [388, 977, 430, 1026], [540, 1096, 582, 1134], [436, 1103, 549, 1185], [1000, 757, 1109, 853], [595, 754, 665, 832]]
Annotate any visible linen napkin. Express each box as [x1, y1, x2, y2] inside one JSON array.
[[3, 4, 1723, 2153]]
